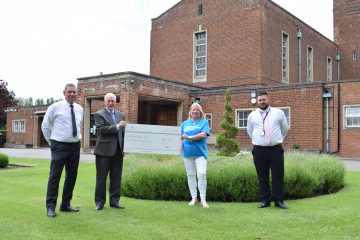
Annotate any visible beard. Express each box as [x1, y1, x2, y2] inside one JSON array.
[[259, 103, 269, 110]]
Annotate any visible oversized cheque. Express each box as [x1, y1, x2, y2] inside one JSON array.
[[124, 124, 181, 155]]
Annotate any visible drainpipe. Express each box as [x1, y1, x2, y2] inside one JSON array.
[[297, 29, 302, 83], [335, 53, 341, 154], [336, 84, 341, 153], [323, 90, 332, 153], [336, 52, 340, 81]]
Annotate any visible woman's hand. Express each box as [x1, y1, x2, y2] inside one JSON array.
[[181, 134, 191, 140]]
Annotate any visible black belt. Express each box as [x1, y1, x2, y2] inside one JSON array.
[[51, 140, 80, 145], [254, 144, 282, 148]]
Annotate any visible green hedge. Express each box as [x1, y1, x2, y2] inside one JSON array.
[[122, 152, 345, 202], [0, 153, 9, 168]]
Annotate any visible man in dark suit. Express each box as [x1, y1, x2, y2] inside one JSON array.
[[94, 93, 126, 210]]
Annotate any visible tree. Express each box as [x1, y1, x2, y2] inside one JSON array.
[[35, 98, 44, 106], [216, 88, 240, 156], [0, 80, 18, 128], [17, 97, 33, 106]]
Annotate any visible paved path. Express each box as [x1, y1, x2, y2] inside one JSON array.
[[0, 148, 359, 170], [0, 148, 95, 162]]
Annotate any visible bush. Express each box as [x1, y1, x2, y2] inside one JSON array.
[[122, 152, 345, 202], [0, 153, 9, 168]]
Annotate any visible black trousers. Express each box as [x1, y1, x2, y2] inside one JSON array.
[[46, 140, 80, 209], [252, 144, 284, 202], [95, 145, 124, 206]]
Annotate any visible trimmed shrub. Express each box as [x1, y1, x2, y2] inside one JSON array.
[[0, 153, 9, 168], [122, 152, 345, 202]]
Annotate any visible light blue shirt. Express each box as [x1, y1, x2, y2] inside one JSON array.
[[181, 118, 210, 159], [247, 107, 289, 146], [41, 100, 83, 144]]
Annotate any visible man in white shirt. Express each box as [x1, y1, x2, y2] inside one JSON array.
[[41, 83, 83, 217], [247, 91, 289, 209]]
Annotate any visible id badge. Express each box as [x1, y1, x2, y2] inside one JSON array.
[[260, 130, 265, 136]]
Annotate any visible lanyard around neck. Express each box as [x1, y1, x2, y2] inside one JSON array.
[[260, 109, 270, 127]]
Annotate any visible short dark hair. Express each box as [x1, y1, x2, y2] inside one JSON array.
[[257, 91, 268, 97]]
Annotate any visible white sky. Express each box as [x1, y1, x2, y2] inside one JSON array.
[[0, 0, 333, 100]]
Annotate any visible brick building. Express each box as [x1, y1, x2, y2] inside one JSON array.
[[5, 105, 48, 148], [6, 0, 360, 157]]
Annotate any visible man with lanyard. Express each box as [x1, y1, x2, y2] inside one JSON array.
[[247, 91, 289, 209], [42, 83, 83, 217]]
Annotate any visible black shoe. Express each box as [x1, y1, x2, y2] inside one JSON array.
[[60, 206, 80, 212], [110, 202, 125, 209], [258, 201, 271, 208], [47, 208, 56, 217], [95, 204, 104, 211], [274, 201, 288, 209]]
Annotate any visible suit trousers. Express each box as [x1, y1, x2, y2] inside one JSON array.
[[95, 145, 123, 206], [46, 140, 80, 209], [252, 144, 284, 202]]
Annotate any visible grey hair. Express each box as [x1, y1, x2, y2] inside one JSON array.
[[64, 83, 76, 91], [104, 93, 116, 101]]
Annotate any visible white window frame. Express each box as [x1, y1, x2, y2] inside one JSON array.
[[279, 107, 291, 128], [352, 51, 357, 61], [343, 105, 360, 129], [282, 32, 289, 84], [12, 120, 19, 133], [236, 107, 291, 129], [327, 57, 332, 82], [19, 120, 26, 132], [12, 120, 26, 133], [307, 46, 313, 82], [236, 108, 256, 129], [193, 30, 207, 83], [205, 113, 212, 129]]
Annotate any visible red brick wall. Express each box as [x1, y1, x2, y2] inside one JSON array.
[[334, 0, 360, 80], [77, 73, 193, 124], [150, 0, 263, 87], [263, 1, 339, 84], [196, 86, 325, 152], [338, 82, 360, 157], [6, 105, 48, 145], [151, 0, 339, 87]]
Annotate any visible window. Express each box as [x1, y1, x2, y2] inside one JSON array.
[[282, 32, 289, 84], [12, 121, 19, 133], [12, 120, 26, 133], [307, 46, 313, 82], [352, 51, 357, 61], [344, 105, 360, 128], [327, 57, 332, 82], [205, 113, 212, 129], [236, 109, 255, 128], [279, 107, 291, 128], [194, 31, 207, 82], [198, 4, 203, 15], [236, 107, 291, 128]]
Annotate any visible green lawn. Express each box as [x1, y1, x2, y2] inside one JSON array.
[[0, 157, 359, 240]]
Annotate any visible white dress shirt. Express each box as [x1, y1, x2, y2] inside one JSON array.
[[42, 100, 83, 144], [247, 107, 289, 146]]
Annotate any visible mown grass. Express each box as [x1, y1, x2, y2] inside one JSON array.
[[0, 156, 358, 240]]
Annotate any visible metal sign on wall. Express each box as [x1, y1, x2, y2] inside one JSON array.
[[124, 124, 181, 155]]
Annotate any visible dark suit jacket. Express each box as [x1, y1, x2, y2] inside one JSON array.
[[94, 108, 125, 157]]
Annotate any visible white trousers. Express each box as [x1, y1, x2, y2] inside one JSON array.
[[183, 156, 207, 201]]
